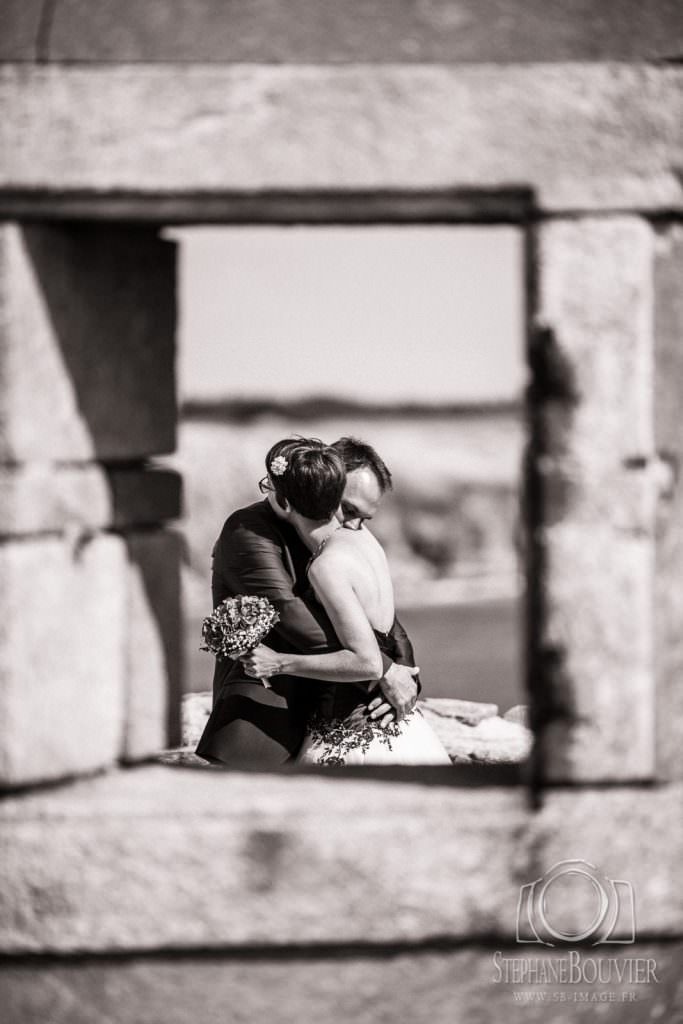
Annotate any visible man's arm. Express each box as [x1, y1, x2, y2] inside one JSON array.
[[244, 553, 386, 683], [235, 534, 420, 717], [218, 516, 395, 677], [217, 518, 336, 655], [217, 510, 416, 703], [365, 615, 421, 724]]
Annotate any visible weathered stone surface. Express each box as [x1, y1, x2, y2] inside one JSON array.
[[0, 66, 680, 214], [0, 0, 42, 61], [0, 534, 126, 787], [421, 703, 531, 764], [0, 766, 526, 951], [0, 222, 176, 461], [654, 226, 683, 457], [529, 786, 683, 939], [539, 527, 654, 781], [0, 463, 111, 536], [534, 218, 657, 782], [179, 692, 531, 766], [122, 531, 183, 761], [420, 696, 498, 726], [34, 0, 683, 64], [654, 225, 683, 781], [180, 690, 212, 747], [503, 704, 528, 727], [0, 464, 181, 536], [536, 219, 655, 480], [0, 767, 680, 952], [1, 942, 680, 1024]]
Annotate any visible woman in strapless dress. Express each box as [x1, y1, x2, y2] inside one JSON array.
[[240, 437, 451, 767]]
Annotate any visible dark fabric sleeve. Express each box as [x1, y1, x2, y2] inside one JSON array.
[[216, 518, 338, 655], [391, 615, 415, 666], [391, 614, 422, 694]]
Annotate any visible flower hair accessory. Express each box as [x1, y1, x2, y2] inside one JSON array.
[[270, 455, 288, 476]]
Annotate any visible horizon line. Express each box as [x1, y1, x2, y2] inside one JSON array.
[[181, 395, 524, 423]]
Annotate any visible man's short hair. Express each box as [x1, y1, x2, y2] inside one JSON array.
[[331, 436, 393, 493]]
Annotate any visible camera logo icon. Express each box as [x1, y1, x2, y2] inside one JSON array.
[[516, 859, 635, 946]]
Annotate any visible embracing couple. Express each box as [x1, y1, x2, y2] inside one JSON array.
[[196, 436, 450, 766]]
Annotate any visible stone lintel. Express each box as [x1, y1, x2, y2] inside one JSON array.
[[0, 0, 680, 64], [0, 66, 680, 216]]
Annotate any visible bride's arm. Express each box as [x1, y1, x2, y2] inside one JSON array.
[[242, 554, 383, 683]]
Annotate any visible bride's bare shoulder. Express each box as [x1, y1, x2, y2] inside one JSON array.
[[310, 530, 362, 574]]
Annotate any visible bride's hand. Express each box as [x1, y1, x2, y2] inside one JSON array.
[[240, 644, 283, 680], [367, 695, 397, 729]]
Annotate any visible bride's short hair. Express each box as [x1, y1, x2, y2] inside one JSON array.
[[265, 437, 345, 521]]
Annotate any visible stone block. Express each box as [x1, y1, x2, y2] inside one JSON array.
[[1, 942, 680, 1024], [0, 222, 176, 461], [503, 704, 528, 727], [0, 465, 182, 536], [419, 696, 499, 725], [0, 464, 111, 536], [539, 525, 654, 781], [0, 767, 680, 954], [418, 701, 531, 764], [433, 713, 532, 766], [536, 218, 654, 471], [529, 785, 683, 940], [43, 0, 683, 63], [0, 534, 126, 788], [0, 66, 680, 214], [0, 0, 43, 60], [654, 226, 683, 456], [0, 766, 528, 952], [533, 219, 658, 782], [122, 531, 183, 760], [654, 225, 683, 781]]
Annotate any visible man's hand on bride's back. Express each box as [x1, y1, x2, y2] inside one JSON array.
[[369, 663, 419, 726]]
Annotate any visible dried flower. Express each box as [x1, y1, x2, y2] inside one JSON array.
[[200, 595, 279, 660], [270, 456, 288, 476]]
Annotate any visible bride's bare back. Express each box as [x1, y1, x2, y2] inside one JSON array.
[[309, 526, 395, 636]]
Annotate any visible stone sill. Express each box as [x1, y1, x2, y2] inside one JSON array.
[[0, 765, 680, 953]]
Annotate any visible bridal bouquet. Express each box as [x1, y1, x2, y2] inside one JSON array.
[[200, 596, 280, 687]]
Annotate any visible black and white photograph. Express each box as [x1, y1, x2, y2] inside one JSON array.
[[0, 2, 682, 1021]]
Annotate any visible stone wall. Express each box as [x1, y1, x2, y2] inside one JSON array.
[[0, 2, 682, 1021], [0, 222, 182, 786]]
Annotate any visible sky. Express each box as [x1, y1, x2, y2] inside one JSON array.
[[168, 225, 525, 405]]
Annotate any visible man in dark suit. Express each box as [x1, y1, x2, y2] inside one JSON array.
[[196, 437, 420, 767]]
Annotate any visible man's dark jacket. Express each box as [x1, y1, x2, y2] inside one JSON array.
[[195, 500, 417, 767]]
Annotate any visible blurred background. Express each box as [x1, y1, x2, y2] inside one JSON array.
[[165, 224, 527, 711]]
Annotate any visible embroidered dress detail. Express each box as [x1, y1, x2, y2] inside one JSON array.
[[295, 525, 452, 766], [306, 709, 419, 766]]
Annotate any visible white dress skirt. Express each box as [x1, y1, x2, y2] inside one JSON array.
[[297, 706, 451, 766]]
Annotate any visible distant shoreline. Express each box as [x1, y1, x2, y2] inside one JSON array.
[[181, 396, 524, 423]]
